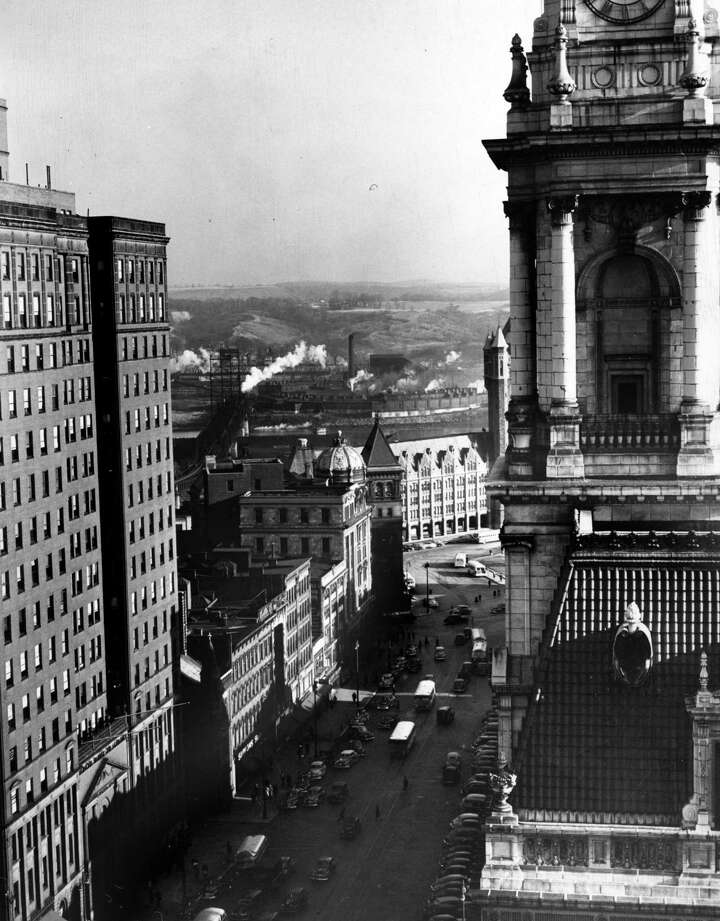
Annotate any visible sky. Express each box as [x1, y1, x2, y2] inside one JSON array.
[[0, 1, 542, 287]]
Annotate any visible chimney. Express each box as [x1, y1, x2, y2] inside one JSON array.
[[348, 333, 355, 379], [46, 165, 52, 189]]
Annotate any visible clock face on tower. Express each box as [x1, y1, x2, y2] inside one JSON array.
[[585, 0, 665, 23]]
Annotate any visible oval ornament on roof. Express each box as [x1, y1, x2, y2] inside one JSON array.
[[612, 602, 653, 686]]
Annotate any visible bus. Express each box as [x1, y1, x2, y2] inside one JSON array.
[[414, 679, 437, 711], [466, 560, 488, 577], [389, 720, 417, 759]]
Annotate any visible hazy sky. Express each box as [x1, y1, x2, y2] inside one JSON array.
[[1, 1, 542, 286]]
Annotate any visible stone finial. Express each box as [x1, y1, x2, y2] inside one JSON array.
[[699, 649, 709, 692], [547, 21, 576, 103], [503, 34, 530, 108], [679, 17, 710, 98]]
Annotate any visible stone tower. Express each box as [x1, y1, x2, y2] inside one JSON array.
[[483, 324, 510, 467], [479, 2, 720, 916]]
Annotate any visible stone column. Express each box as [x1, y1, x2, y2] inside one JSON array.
[[682, 652, 720, 835], [545, 195, 584, 479], [677, 190, 719, 475], [503, 200, 537, 478]]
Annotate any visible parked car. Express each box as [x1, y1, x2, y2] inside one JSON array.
[[378, 672, 395, 691], [433, 646, 447, 662], [347, 724, 375, 743], [458, 661, 473, 679], [280, 887, 309, 914], [442, 751, 462, 784], [449, 813, 482, 831], [303, 786, 325, 808], [457, 604, 471, 617], [436, 706, 455, 725], [443, 611, 463, 625], [462, 793, 489, 813], [491, 603, 505, 616], [310, 856, 336, 882], [452, 677, 468, 694], [327, 781, 350, 804], [308, 760, 327, 781], [461, 779, 489, 796], [340, 815, 362, 839], [369, 693, 400, 710], [405, 644, 418, 657]]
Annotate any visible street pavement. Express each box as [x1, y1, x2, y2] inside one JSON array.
[[143, 542, 505, 921]]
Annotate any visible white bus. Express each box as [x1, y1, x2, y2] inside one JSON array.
[[466, 560, 488, 577], [389, 720, 417, 759], [414, 679, 437, 711], [454, 552, 468, 568]]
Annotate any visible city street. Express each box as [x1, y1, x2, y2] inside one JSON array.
[[155, 543, 505, 921]]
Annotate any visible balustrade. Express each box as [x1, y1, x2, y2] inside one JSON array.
[[580, 414, 680, 450]]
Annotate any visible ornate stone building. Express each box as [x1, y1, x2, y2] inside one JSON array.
[[480, 1, 720, 918]]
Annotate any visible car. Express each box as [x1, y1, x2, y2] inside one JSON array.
[[449, 812, 482, 830], [347, 724, 374, 743], [443, 751, 462, 784], [454, 633, 467, 646], [443, 611, 462, 625], [377, 673, 395, 691], [405, 644, 418, 657], [458, 661, 473, 679], [303, 785, 325, 807], [327, 781, 350, 803], [365, 692, 399, 711], [461, 780, 489, 796], [436, 705, 455, 725], [340, 815, 362, 839], [286, 791, 300, 809], [446, 752, 462, 769], [402, 542, 414, 551], [392, 656, 408, 671], [280, 887, 309, 914], [452, 677, 468, 694], [309, 856, 336, 882], [457, 604, 471, 617], [376, 713, 399, 730], [308, 760, 327, 781], [334, 749, 360, 769], [433, 646, 447, 662]]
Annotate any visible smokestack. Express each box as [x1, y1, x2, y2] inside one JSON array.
[[348, 333, 355, 379], [25, 163, 29, 185], [46, 165, 51, 189]]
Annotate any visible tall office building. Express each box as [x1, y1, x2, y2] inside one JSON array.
[[87, 218, 182, 882], [0, 98, 180, 920], [480, 2, 720, 917]]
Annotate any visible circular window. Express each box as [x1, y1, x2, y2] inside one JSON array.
[[592, 66, 615, 89], [638, 64, 662, 87]]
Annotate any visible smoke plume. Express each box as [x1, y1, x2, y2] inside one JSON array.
[[240, 341, 328, 393], [170, 348, 212, 374], [424, 378, 446, 392], [170, 310, 192, 324], [347, 369, 374, 391], [444, 350, 461, 365]]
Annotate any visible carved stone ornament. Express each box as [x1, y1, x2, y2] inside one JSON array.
[[612, 602, 653, 686], [679, 18, 710, 98], [546, 194, 579, 226], [489, 766, 518, 813], [503, 200, 535, 233], [503, 34, 530, 108], [547, 21, 576, 102], [681, 189, 713, 220]]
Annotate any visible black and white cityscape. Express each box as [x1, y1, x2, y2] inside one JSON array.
[[2, 2, 720, 921]]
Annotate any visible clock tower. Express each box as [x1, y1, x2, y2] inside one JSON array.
[[480, 1, 720, 918]]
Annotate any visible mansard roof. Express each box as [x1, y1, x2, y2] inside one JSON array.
[[393, 435, 486, 477], [514, 530, 720, 826]]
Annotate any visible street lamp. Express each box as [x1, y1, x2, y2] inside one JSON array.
[[354, 640, 360, 711], [424, 561, 430, 609], [312, 680, 318, 759]]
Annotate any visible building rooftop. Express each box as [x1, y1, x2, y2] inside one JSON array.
[[514, 531, 720, 826]]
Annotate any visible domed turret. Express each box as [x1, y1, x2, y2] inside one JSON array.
[[316, 430, 366, 486]]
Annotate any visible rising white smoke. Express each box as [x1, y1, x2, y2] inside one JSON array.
[[170, 310, 192, 324], [424, 377, 446, 392], [444, 350, 461, 365], [240, 341, 327, 393], [392, 372, 419, 393], [347, 369, 374, 391], [170, 348, 212, 374], [254, 422, 314, 432]]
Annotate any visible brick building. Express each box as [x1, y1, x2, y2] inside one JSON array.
[[479, 3, 720, 917]]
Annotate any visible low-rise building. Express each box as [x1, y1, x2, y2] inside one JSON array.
[[394, 436, 487, 541]]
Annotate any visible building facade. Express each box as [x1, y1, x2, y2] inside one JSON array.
[[395, 436, 487, 541], [479, 3, 720, 917], [361, 419, 404, 610]]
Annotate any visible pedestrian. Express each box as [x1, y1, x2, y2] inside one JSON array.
[[403, 775, 409, 792], [375, 804, 381, 820]]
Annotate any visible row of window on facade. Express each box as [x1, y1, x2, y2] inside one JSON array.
[[123, 402, 171, 435], [2, 337, 91, 375], [133, 678, 173, 718], [129, 571, 177, 615], [9, 746, 83, 826], [132, 645, 171, 688], [125, 436, 173, 472], [254, 535, 334, 557], [122, 368, 169, 398], [1, 250, 83, 285], [129, 544, 175, 584], [120, 332, 169, 362], [0, 462, 97, 530], [1, 290, 87, 330], [118, 291, 165, 324], [128, 508, 174, 546], [245, 504, 335, 525], [0, 415, 94, 467], [5, 629, 103, 693], [0, 551, 99, 601], [116, 257, 165, 286]]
